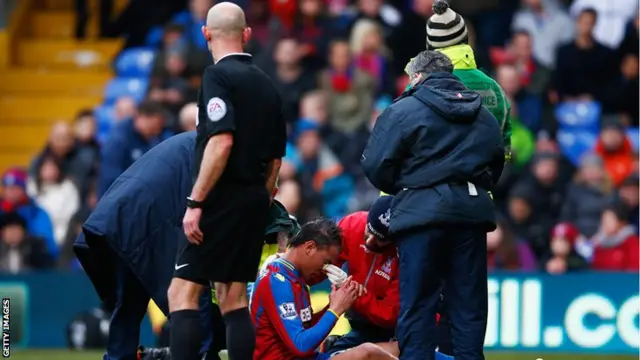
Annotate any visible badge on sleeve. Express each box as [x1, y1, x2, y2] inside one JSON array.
[[278, 302, 298, 320], [207, 97, 227, 122]]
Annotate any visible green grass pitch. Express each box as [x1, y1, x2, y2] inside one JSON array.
[[6, 350, 638, 360]]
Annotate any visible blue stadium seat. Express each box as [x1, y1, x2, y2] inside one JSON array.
[[104, 77, 149, 105], [557, 129, 598, 166], [554, 101, 601, 133], [627, 127, 639, 152], [114, 48, 156, 77], [94, 104, 115, 143]]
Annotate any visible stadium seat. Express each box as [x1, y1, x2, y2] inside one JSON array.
[[554, 101, 601, 133], [557, 129, 598, 166], [94, 104, 115, 143], [114, 48, 156, 77], [104, 77, 149, 105], [627, 127, 639, 152]]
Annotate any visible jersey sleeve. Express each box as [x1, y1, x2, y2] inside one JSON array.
[[262, 273, 338, 356], [199, 67, 235, 137]]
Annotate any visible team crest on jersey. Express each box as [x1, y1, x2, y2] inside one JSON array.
[[278, 302, 297, 320], [300, 307, 312, 322], [381, 257, 393, 274], [207, 97, 226, 122]]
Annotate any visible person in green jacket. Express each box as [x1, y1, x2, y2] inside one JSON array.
[[410, 0, 512, 161]]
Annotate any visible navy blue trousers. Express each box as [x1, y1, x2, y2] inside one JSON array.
[[103, 258, 215, 360], [396, 226, 488, 360]]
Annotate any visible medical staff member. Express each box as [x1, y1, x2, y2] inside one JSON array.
[[252, 219, 398, 360], [362, 50, 504, 360]]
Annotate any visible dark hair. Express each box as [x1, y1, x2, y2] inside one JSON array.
[[137, 101, 166, 117], [75, 109, 94, 122], [579, 8, 598, 21], [604, 201, 630, 222], [0, 212, 27, 230], [35, 155, 64, 192], [164, 23, 185, 34], [289, 218, 342, 249]]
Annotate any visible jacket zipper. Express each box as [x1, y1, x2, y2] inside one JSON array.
[[363, 254, 379, 287]]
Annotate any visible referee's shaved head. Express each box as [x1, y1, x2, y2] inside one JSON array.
[[205, 2, 246, 38]]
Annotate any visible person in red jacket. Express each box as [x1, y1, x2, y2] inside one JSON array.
[[590, 202, 640, 271], [323, 196, 452, 360]]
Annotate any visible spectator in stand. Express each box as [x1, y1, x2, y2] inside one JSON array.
[[588, 202, 639, 271], [275, 179, 301, 217], [341, 0, 402, 41], [350, 19, 394, 96], [30, 122, 97, 198], [114, 96, 138, 122], [26, 156, 80, 248], [148, 43, 196, 115], [151, 23, 210, 87], [496, 64, 542, 133], [160, 0, 212, 51], [177, 102, 197, 132], [544, 222, 588, 274], [0, 212, 53, 274], [560, 154, 615, 237], [320, 39, 374, 134], [554, 8, 615, 104], [298, 90, 346, 157], [511, 0, 575, 69], [607, 53, 639, 125], [266, 37, 318, 125], [517, 152, 566, 225], [294, 0, 339, 71], [617, 174, 639, 232], [594, 118, 635, 187], [0, 169, 56, 258], [487, 217, 537, 271], [507, 182, 555, 259], [389, 0, 434, 75], [98, 101, 174, 197], [618, 15, 639, 59], [74, 109, 100, 162], [73, 110, 100, 197], [490, 31, 541, 92], [534, 132, 576, 186], [569, 0, 638, 50], [289, 119, 354, 221]]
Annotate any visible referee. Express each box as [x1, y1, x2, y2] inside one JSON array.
[[167, 3, 286, 360]]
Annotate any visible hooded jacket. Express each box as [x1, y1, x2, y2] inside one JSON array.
[[362, 72, 504, 233], [404, 44, 512, 160]]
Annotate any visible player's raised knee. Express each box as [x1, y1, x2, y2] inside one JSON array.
[[339, 343, 397, 360]]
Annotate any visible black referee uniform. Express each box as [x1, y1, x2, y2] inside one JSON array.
[[175, 53, 286, 285]]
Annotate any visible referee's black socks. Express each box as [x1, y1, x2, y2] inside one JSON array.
[[169, 309, 202, 360], [224, 307, 255, 360]]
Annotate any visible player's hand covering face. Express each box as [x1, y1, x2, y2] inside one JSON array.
[[301, 241, 341, 282]]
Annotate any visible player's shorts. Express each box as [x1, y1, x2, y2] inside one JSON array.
[[174, 184, 270, 284]]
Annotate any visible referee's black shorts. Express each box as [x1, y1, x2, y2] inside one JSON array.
[[174, 184, 270, 284]]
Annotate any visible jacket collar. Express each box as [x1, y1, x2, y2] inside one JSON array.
[[436, 44, 477, 70]]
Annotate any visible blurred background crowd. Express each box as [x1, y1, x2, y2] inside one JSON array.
[[1, 0, 639, 277]]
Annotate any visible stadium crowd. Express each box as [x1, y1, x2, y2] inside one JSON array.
[[0, 0, 638, 276]]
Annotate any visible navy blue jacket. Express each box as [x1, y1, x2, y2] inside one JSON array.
[[97, 119, 174, 197], [76, 131, 195, 312], [362, 72, 504, 233]]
